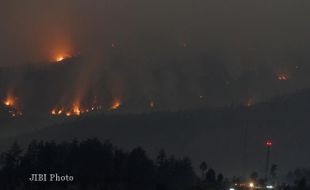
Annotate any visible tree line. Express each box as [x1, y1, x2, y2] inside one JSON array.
[[0, 139, 309, 190], [0, 139, 228, 190]]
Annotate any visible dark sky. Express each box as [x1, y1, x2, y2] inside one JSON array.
[[1, 0, 310, 68]]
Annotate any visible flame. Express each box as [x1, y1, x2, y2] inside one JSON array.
[[277, 75, 288, 81], [51, 108, 63, 115], [4, 96, 15, 107], [3, 95, 23, 117], [111, 99, 121, 110], [73, 105, 81, 116], [51, 109, 57, 115], [51, 106, 81, 117], [50, 101, 104, 117], [56, 56, 65, 62], [276, 72, 289, 81]]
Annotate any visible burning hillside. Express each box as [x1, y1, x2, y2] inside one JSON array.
[[2, 94, 22, 117], [0, 53, 307, 119], [50, 104, 103, 117]]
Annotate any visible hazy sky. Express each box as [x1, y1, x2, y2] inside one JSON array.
[[1, 0, 310, 109], [1, 0, 310, 68]]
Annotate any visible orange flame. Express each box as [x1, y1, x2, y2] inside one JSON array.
[[56, 56, 65, 62], [4, 96, 15, 107], [51, 108, 63, 115], [4, 95, 22, 117], [73, 105, 81, 116], [276, 72, 289, 81], [50, 100, 104, 117], [111, 99, 121, 110], [51, 109, 57, 115]]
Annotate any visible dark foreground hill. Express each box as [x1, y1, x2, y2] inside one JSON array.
[[2, 89, 310, 177]]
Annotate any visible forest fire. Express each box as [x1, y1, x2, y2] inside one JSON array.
[[51, 108, 64, 116], [50, 104, 103, 117], [54, 53, 72, 63], [277, 73, 289, 81], [73, 105, 81, 116], [3, 95, 22, 117], [110, 99, 121, 110], [56, 56, 65, 62], [4, 96, 15, 107]]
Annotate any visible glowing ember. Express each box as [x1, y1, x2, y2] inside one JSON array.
[[8, 110, 22, 118], [4, 97, 15, 107], [277, 76, 288, 81], [73, 106, 81, 116], [51, 109, 57, 115], [277, 73, 288, 81], [245, 98, 255, 107], [50, 102, 103, 117], [111, 100, 121, 110], [51, 108, 64, 116], [3, 95, 23, 118], [56, 56, 65, 62]]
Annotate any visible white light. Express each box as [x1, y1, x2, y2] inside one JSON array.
[[249, 182, 254, 188], [229, 188, 235, 190], [266, 185, 274, 189]]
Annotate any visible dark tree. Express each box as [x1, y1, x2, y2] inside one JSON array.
[[0, 139, 202, 190], [250, 171, 259, 181], [205, 168, 216, 184], [199, 161, 207, 179]]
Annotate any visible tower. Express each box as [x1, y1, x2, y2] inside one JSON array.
[[265, 140, 273, 180]]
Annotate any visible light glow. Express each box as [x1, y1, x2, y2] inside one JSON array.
[[150, 101, 155, 108], [111, 99, 121, 110], [266, 140, 273, 147], [4, 96, 15, 107], [249, 182, 254, 188], [56, 56, 65, 62]]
